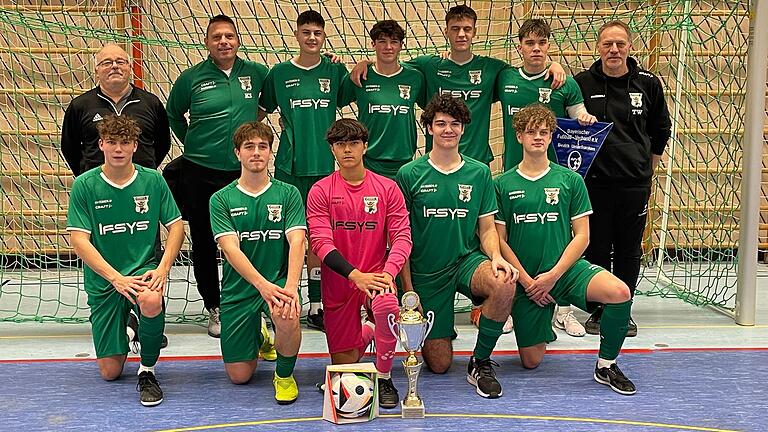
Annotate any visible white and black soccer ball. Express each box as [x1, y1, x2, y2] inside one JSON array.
[[330, 372, 375, 418]]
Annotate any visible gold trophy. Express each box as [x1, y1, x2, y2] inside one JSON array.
[[387, 291, 434, 419]]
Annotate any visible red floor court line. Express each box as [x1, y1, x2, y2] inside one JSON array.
[[2, 346, 767, 363]]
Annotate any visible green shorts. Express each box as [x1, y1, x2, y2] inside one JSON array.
[[274, 169, 325, 205], [88, 288, 136, 359], [512, 259, 604, 348], [220, 278, 295, 363], [363, 157, 410, 181], [412, 251, 488, 340]]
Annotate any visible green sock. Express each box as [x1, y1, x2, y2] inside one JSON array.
[[139, 310, 165, 367], [473, 314, 505, 360], [598, 300, 632, 360], [275, 352, 297, 378], [308, 270, 321, 303]]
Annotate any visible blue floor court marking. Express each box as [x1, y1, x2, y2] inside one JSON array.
[[5, 351, 765, 431]]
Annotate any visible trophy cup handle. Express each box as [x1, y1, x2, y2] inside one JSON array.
[[387, 312, 398, 339], [424, 310, 435, 339]]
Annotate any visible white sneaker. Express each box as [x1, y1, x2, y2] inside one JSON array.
[[208, 307, 221, 338], [554, 310, 585, 337], [502, 315, 514, 334]]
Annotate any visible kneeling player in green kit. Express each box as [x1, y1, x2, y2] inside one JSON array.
[[209, 122, 305, 404], [494, 105, 636, 395], [67, 115, 185, 406]]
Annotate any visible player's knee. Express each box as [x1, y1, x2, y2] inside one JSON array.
[[371, 293, 398, 318], [98, 363, 123, 381], [425, 358, 450, 374], [226, 368, 254, 385], [492, 279, 516, 304], [607, 281, 631, 304], [273, 313, 300, 333], [520, 353, 543, 370], [137, 293, 163, 317]]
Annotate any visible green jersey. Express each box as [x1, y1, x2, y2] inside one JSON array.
[[209, 179, 306, 304], [406, 54, 508, 164], [496, 68, 584, 171], [494, 163, 592, 276], [259, 57, 349, 177], [396, 154, 497, 275], [341, 64, 426, 166], [66, 165, 181, 298], [167, 57, 269, 171]]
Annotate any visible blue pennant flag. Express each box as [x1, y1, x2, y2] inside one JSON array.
[[552, 118, 613, 178]]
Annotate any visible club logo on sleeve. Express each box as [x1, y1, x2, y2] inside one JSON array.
[[238, 76, 252, 91], [267, 204, 283, 222], [318, 78, 331, 93], [538, 88, 552, 104], [458, 184, 473, 202], [398, 84, 411, 100], [468, 70, 482, 85], [544, 188, 560, 205], [629, 92, 643, 107], [363, 196, 379, 214], [133, 195, 149, 214]]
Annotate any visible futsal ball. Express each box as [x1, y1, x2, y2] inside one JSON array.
[[330, 372, 375, 418]]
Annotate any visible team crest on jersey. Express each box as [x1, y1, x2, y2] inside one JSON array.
[[544, 188, 560, 205], [538, 88, 552, 104], [468, 70, 482, 85], [238, 76, 252, 91], [133, 195, 149, 214], [318, 78, 331, 93], [458, 184, 473, 202], [398, 85, 411, 100], [363, 196, 379, 214], [629, 92, 643, 108], [267, 204, 282, 222]]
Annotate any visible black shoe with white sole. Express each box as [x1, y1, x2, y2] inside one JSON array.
[[467, 356, 502, 398], [137, 371, 164, 406], [594, 362, 636, 395]]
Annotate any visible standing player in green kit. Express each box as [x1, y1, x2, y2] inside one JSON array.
[[67, 115, 185, 406], [259, 10, 349, 331], [494, 105, 636, 395], [340, 20, 426, 179], [166, 14, 269, 339], [209, 122, 305, 404], [496, 18, 597, 337]]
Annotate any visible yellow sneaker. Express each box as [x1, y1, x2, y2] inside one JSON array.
[[273, 373, 298, 405], [259, 316, 277, 361]]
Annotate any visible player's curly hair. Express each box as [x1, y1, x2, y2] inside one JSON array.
[[369, 20, 405, 43], [420, 94, 471, 129], [326, 118, 368, 145], [96, 115, 141, 141], [233, 121, 274, 150], [512, 104, 557, 134]]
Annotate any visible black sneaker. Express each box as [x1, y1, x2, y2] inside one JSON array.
[[594, 362, 636, 395], [378, 378, 399, 409], [137, 371, 164, 406], [127, 311, 169, 350], [306, 309, 325, 332], [584, 306, 603, 335], [467, 356, 502, 398], [626, 317, 638, 337]]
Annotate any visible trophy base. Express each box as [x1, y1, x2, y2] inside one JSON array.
[[400, 402, 425, 419]]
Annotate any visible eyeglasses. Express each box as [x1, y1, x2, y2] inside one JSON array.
[[97, 58, 129, 68]]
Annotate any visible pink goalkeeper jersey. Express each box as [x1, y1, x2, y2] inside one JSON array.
[[307, 170, 412, 281]]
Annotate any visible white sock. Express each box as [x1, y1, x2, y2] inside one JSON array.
[[556, 305, 571, 318], [138, 364, 155, 375], [377, 371, 391, 379], [310, 302, 322, 314], [597, 358, 616, 369]]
